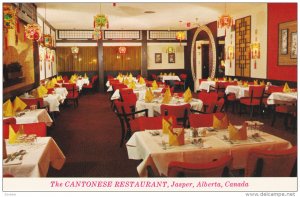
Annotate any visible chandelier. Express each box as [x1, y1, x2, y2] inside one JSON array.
[[176, 31, 185, 45], [24, 24, 41, 41], [93, 4, 109, 40], [218, 3, 233, 30], [118, 46, 127, 54], [250, 29, 260, 69]]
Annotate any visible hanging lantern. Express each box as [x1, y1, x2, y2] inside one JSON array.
[[250, 30, 260, 69], [24, 24, 41, 41], [71, 46, 79, 58], [218, 14, 234, 29], [94, 14, 109, 29], [227, 45, 234, 68], [43, 34, 52, 47], [3, 4, 17, 30], [176, 31, 185, 46], [118, 46, 127, 54]]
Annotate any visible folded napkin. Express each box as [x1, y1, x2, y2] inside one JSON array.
[[283, 82, 291, 93], [254, 80, 258, 85], [183, 87, 192, 103], [3, 99, 14, 117], [168, 73, 172, 76], [207, 77, 212, 81], [128, 81, 136, 89], [164, 73, 167, 76], [162, 87, 172, 104], [260, 81, 265, 86], [8, 125, 18, 144], [172, 73, 175, 76], [169, 127, 184, 146], [129, 73, 133, 78], [145, 88, 154, 103], [228, 77, 232, 82], [152, 80, 158, 90], [243, 81, 248, 87], [214, 78, 218, 82], [223, 77, 227, 82], [124, 78, 129, 85], [37, 85, 48, 97], [13, 96, 27, 113], [213, 114, 229, 130], [228, 122, 247, 140], [51, 77, 57, 85], [139, 77, 145, 84], [46, 81, 53, 89], [162, 116, 174, 134], [84, 73, 88, 79]]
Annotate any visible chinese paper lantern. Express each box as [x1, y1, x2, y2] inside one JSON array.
[[24, 24, 41, 41]]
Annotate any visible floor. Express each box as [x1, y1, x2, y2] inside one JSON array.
[[47, 91, 297, 177]]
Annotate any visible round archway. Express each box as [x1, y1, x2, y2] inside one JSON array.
[[190, 25, 217, 90]]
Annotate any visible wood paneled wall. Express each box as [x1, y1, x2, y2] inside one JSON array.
[[103, 46, 141, 71], [56, 47, 98, 72]]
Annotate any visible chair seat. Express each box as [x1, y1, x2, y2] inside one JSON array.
[[83, 84, 93, 89], [240, 98, 261, 106], [275, 105, 296, 113]]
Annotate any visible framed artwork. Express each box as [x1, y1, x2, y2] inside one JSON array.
[[278, 20, 297, 65], [290, 32, 297, 59], [168, 53, 175, 63], [280, 29, 288, 55], [155, 53, 162, 63]]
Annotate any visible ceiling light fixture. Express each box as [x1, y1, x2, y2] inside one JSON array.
[[144, 11, 155, 14], [218, 3, 234, 33], [176, 21, 185, 46], [93, 3, 109, 40]]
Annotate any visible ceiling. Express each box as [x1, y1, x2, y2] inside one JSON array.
[[35, 2, 266, 30]]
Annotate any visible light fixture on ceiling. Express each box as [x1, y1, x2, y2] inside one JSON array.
[[42, 3, 52, 47], [93, 3, 109, 40], [250, 29, 260, 69], [176, 21, 185, 46], [144, 11, 155, 14], [218, 3, 234, 32]]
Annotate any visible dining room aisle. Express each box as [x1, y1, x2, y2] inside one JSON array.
[[47, 92, 140, 177]]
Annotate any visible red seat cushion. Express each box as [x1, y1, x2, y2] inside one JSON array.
[[227, 93, 236, 101]]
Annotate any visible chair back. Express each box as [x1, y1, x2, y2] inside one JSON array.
[[249, 85, 265, 103], [20, 98, 42, 109], [167, 155, 233, 177], [161, 86, 174, 94], [112, 83, 128, 91], [189, 112, 225, 128], [266, 85, 284, 94], [138, 116, 163, 131], [215, 98, 225, 112], [63, 83, 78, 98], [151, 74, 157, 81], [47, 88, 55, 94], [180, 74, 187, 81], [198, 92, 218, 113], [3, 122, 47, 139], [161, 104, 190, 127], [245, 146, 297, 177], [91, 75, 98, 84]]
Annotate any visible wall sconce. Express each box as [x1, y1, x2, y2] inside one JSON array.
[[250, 29, 260, 69], [226, 33, 234, 68], [71, 46, 79, 58], [118, 46, 127, 54], [166, 46, 175, 53]]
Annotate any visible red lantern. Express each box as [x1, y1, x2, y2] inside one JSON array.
[[118, 46, 126, 54]]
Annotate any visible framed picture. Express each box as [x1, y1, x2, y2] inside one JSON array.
[[155, 53, 162, 63], [278, 20, 297, 65], [280, 29, 288, 55], [290, 32, 297, 59], [168, 53, 175, 63]]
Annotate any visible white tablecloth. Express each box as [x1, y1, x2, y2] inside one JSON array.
[[127, 129, 291, 177], [111, 88, 163, 101], [136, 98, 203, 117], [13, 109, 53, 127], [3, 137, 65, 177], [43, 94, 62, 112], [76, 78, 89, 91], [198, 81, 215, 92], [159, 76, 181, 83], [225, 85, 249, 99], [267, 92, 297, 105], [54, 87, 68, 101]]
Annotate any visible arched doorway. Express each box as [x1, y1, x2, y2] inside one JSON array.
[[190, 25, 217, 92]]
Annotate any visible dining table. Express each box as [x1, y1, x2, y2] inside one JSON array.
[[225, 85, 250, 99], [198, 80, 216, 92], [267, 91, 297, 105], [158, 75, 181, 83], [126, 128, 292, 177], [135, 97, 203, 117], [3, 137, 66, 177], [4, 109, 53, 127]]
